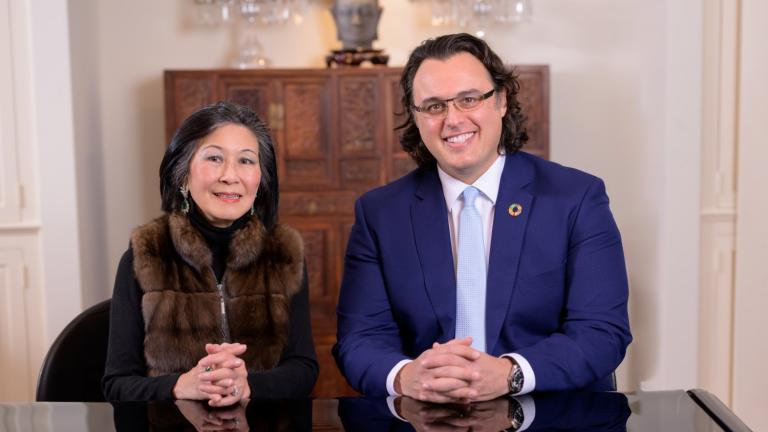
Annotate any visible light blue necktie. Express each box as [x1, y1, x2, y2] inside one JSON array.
[[455, 186, 487, 352]]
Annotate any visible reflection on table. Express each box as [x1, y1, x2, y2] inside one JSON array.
[[115, 399, 312, 431], [339, 392, 631, 431], [0, 390, 749, 431]]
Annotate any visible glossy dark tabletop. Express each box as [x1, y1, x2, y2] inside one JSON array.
[[0, 390, 751, 431]]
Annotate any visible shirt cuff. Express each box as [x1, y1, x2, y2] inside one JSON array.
[[386, 359, 412, 396], [502, 353, 536, 395], [386, 396, 408, 422], [514, 394, 536, 431]]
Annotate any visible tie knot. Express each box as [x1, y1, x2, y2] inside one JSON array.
[[462, 186, 480, 208]]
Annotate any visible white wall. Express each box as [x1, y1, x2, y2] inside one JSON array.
[[69, 0, 109, 309], [27, 0, 83, 346], [68, 0, 704, 394], [732, 1, 768, 429], [0, 0, 83, 399]]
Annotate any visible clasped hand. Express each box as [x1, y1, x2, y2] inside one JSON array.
[[397, 396, 513, 432], [173, 342, 251, 407], [396, 337, 512, 403], [175, 399, 249, 432]]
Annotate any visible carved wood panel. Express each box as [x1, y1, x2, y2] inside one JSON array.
[[283, 83, 328, 158], [164, 66, 549, 398], [219, 76, 273, 122], [163, 72, 216, 143], [287, 222, 338, 330], [281, 79, 335, 189], [514, 66, 550, 160], [340, 158, 380, 186], [384, 74, 415, 181], [282, 218, 355, 397], [338, 78, 378, 155]]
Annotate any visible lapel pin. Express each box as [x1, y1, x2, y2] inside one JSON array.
[[508, 203, 523, 217]]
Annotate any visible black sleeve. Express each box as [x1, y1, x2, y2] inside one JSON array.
[[246, 266, 319, 398], [102, 248, 180, 401]]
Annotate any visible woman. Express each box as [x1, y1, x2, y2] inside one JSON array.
[[103, 102, 318, 405]]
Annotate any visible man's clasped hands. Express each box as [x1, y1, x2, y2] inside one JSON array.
[[395, 337, 514, 403]]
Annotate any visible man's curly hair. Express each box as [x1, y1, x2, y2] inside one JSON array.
[[397, 33, 528, 167]]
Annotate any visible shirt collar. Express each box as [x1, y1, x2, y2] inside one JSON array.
[[437, 154, 506, 209]]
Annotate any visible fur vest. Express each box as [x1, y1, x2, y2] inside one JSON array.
[[131, 212, 304, 376]]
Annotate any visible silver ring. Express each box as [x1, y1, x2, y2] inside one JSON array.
[[231, 386, 239, 397]]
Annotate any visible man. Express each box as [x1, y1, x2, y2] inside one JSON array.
[[333, 33, 631, 403]]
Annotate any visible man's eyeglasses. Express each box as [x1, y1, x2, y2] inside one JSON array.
[[411, 89, 496, 117]]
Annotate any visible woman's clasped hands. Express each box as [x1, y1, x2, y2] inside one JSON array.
[[173, 342, 251, 407]]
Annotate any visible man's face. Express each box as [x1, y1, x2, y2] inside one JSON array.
[[412, 52, 506, 184]]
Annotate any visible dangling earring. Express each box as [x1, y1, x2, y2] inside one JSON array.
[[179, 185, 190, 214], [250, 192, 258, 216]]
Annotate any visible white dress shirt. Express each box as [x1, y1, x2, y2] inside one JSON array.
[[386, 154, 536, 396]]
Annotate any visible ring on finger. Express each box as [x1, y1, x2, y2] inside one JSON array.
[[231, 386, 239, 397]]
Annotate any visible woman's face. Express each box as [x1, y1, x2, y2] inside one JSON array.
[[187, 123, 261, 228]]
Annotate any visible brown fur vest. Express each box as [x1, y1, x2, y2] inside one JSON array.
[[131, 212, 304, 376]]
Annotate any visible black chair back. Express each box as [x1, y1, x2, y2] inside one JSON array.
[[36, 299, 111, 401]]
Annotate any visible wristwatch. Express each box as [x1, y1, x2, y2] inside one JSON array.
[[506, 397, 524, 431], [505, 357, 524, 394]]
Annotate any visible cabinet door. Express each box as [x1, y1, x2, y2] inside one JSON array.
[[278, 75, 336, 190], [336, 75, 385, 188], [163, 72, 218, 144], [279, 216, 356, 397], [278, 73, 358, 396], [219, 74, 275, 125]]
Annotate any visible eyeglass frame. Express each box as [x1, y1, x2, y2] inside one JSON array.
[[410, 88, 497, 116]]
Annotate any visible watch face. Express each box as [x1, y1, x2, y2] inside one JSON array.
[[508, 398, 524, 430], [509, 365, 523, 393], [512, 404, 524, 427]]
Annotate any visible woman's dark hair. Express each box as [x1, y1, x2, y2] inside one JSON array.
[[159, 102, 279, 229], [397, 33, 528, 167]]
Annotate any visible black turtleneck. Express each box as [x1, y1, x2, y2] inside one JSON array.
[[188, 208, 251, 282]]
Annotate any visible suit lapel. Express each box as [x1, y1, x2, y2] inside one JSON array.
[[411, 168, 456, 338], [486, 153, 535, 352]]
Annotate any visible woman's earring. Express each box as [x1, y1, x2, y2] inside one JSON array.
[[179, 185, 190, 214], [250, 193, 258, 216]]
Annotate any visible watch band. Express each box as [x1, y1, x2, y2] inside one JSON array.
[[505, 357, 524, 394]]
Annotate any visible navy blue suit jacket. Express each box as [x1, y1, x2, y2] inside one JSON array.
[[333, 152, 632, 395]]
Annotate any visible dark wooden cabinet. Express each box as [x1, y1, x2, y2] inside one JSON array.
[[164, 66, 549, 397]]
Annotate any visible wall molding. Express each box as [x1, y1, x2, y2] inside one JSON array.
[[698, 0, 740, 407]]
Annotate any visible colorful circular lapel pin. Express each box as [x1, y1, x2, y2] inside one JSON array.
[[508, 203, 523, 217]]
